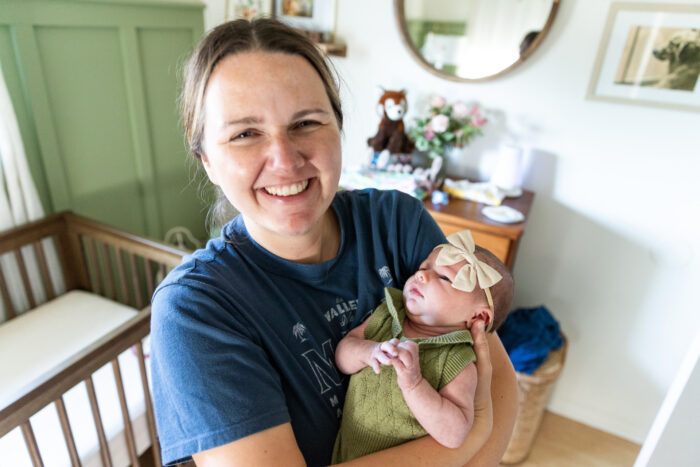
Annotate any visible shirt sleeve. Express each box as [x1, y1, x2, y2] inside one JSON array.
[[150, 282, 290, 465]]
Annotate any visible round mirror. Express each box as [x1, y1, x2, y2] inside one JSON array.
[[395, 0, 561, 81]]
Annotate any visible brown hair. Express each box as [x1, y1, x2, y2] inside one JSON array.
[[475, 246, 514, 332], [180, 18, 343, 160]]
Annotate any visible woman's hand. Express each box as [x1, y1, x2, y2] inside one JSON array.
[[470, 320, 494, 441]]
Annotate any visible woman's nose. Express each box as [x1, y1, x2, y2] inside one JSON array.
[[267, 133, 304, 170]]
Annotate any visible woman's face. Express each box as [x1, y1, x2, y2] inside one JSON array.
[[200, 51, 341, 245]]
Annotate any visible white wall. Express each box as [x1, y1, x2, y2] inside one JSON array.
[[201, 0, 700, 443]]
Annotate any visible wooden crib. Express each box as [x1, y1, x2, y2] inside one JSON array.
[[0, 212, 186, 466]]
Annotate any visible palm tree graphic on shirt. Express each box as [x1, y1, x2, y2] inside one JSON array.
[[292, 323, 308, 343]]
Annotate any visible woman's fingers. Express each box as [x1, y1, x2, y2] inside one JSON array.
[[471, 320, 493, 418]]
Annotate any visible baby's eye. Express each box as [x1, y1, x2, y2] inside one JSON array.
[[438, 275, 451, 282]]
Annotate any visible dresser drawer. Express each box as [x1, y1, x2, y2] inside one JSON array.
[[436, 221, 511, 265]]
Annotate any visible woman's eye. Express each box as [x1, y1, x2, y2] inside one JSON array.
[[232, 130, 256, 140], [296, 120, 319, 129]]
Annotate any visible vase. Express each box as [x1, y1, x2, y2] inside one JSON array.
[[442, 145, 466, 177]]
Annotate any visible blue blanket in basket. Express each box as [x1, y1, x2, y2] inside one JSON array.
[[498, 306, 563, 374]]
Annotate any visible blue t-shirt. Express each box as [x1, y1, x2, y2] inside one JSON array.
[[150, 189, 446, 466]]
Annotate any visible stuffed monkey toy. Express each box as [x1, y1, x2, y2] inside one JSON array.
[[367, 89, 414, 155]]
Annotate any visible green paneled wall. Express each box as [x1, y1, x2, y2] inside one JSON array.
[[0, 0, 208, 241]]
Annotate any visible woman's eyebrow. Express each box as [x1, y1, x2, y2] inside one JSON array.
[[292, 108, 330, 119], [223, 116, 263, 127], [223, 108, 328, 128]]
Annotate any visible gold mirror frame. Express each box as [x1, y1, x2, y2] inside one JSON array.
[[394, 0, 561, 82]]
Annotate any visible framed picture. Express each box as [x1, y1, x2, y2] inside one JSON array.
[[274, 0, 336, 35], [587, 3, 700, 112], [225, 0, 273, 21]]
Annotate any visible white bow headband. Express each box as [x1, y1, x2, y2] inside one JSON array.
[[434, 230, 502, 329]]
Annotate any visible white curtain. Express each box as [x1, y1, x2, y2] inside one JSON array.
[[0, 63, 64, 320]]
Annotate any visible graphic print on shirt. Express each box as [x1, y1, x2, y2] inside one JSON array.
[[329, 394, 342, 418], [377, 265, 394, 286], [292, 322, 308, 343], [301, 338, 343, 394], [324, 297, 358, 334]]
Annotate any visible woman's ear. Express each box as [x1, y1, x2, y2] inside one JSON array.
[[199, 152, 220, 186]]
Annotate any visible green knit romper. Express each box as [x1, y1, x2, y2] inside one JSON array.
[[331, 287, 476, 463]]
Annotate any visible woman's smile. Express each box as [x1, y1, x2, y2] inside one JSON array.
[[262, 179, 310, 197]]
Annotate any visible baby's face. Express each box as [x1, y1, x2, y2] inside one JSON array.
[[403, 249, 487, 329]]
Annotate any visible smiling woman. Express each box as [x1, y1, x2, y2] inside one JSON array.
[[150, 18, 517, 467]]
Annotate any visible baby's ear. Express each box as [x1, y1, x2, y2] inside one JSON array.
[[475, 307, 494, 331]]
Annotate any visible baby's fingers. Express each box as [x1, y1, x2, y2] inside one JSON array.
[[379, 338, 399, 357], [395, 340, 419, 367]]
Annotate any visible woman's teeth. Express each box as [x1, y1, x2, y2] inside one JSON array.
[[264, 180, 309, 196]]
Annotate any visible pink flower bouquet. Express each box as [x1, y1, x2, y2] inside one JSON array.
[[408, 96, 486, 159]]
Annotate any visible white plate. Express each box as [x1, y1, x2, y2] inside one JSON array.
[[482, 206, 525, 224]]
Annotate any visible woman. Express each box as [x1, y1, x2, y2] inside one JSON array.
[[150, 18, 517, 466]]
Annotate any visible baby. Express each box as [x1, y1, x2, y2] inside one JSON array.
[[331, 230, 513, 463]]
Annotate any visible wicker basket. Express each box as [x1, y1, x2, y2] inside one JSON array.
[[501, 333, 568, 464]]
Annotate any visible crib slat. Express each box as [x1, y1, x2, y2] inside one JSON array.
[[0, 266, 16, 320], [82, 236, 103, 296], [136, 341, 161, 467], [33, 241, 56, 300], [14, 249, 37, 309], [89, 237, 105, 296], [20, 421, 44, 467], [55, 396, 82, 466], [111, 358, 140, 467], [101, 243, 116, 301], [114, 248, 129, 306], [129, 252, 144, 309], [85, 376, 113, 467], [144, 259, 155, 298]]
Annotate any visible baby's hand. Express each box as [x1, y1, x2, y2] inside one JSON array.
[[391, 340, 423, 392], [368, 338, 400, 374]]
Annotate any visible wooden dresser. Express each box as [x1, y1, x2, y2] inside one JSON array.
[[424, 189, 534, 269]]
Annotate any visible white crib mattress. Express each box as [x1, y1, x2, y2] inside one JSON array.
[[0, 290, 139, 408], [0, 291, 152, 466]]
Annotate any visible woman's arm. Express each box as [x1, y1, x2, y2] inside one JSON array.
[[191, 323, 514, 467], [464, 332, 518, 466], [192, 423, 305, 466]]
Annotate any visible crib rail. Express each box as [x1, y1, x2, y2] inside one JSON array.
[[0, 212, 187, 466], [0, 310, 152, 465]]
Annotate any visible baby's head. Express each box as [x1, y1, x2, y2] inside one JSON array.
[[403, 231, 513, 333]]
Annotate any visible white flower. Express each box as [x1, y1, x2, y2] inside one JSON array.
[[429, 114, 450, 133], [452, 101, 469, 119], [430, 95, 447, 109]]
